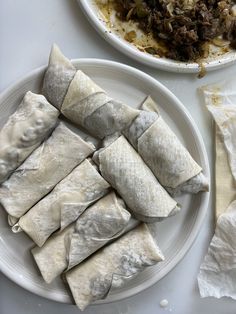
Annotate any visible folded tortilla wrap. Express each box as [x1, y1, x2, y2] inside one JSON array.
[[66, 223, 164, 311], [124, 96, 209, 195], [31, 192, 132, 283], [93, 135, 179, 222], [17, 159, 110, 246], [0, 91, 59, 183], [42, 45, 139, 139], [0, 123, 95, 219]]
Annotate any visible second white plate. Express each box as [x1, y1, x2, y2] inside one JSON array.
[[0, 59, 210, 305], [79, 0, 236, 73]]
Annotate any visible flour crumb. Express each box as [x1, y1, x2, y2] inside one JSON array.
[[160, 299, 169, 308]]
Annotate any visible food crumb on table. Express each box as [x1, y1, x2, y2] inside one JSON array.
[[160, 299, 169, 308]]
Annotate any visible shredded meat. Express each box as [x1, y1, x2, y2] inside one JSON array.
[[115, 0, 236, 61]]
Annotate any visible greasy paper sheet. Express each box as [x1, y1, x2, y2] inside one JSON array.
[[215, 126, 236, 219], [198, 79, 236, 299], [198, 200, 236, 299]]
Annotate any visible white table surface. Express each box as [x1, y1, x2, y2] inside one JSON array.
[[0, 1, 236, 313]]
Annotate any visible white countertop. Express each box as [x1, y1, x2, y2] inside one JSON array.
[[0, 1, 236, 313]]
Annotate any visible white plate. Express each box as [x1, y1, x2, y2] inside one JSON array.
[[79, 0, 236, 73], [0, 59, 210, 305]]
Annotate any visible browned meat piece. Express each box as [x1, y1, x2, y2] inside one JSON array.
[[115, 0, 236, 61]]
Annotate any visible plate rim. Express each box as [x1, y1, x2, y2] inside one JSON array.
[[79, 0, 236, 73], [0, 58, 210, 304]]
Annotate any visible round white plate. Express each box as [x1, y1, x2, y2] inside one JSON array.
[[0, 59, 210, 305], [79, 0, 236, 73]]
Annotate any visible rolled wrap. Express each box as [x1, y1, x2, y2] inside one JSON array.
[[17, 159, 110, 247], [42, 44, 76, 108], [124, 96, 209, 195], [0, 91, 59, 183], [31, 192, 132, 283], [42, 45, 139, 139], [66, 223, 164, 311], [93, 135, 179, 222], [0, 122, 95, 219]]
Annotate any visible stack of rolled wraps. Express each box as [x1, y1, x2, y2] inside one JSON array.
[[0, 45, 209, 311], [38, 44, 210, 310], [43, 44, 209, 197]]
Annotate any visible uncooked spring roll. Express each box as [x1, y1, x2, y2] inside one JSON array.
[[42, 45, 139, 138], [31, 192, 131, 283], [0, 122, 95, 219], [93, 135, 179, 222], [66, 223, 164, 311], [17, 159, 110, 247], [0, 91, 59, 183], [124, 96, 209, 195], [42, 44, 76, 109]]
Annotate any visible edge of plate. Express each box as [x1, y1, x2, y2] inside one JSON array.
[[0, 59, 210, 305], [79, 0, 236, 73]]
